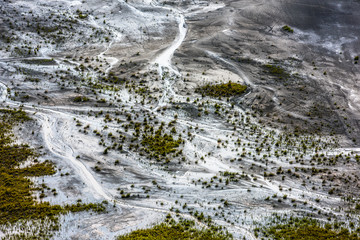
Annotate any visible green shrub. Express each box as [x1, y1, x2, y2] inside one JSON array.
[[264, 64, 290, 81], [262, 217, 359, 240], [195, 81, 247, 98], [141, 125, 183, 162], [282, 25, 294, 33], [73, 96, 89, 102]]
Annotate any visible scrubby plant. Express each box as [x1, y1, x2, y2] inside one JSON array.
[[73, 96, 89, 102], [264, 64, 290, 81], [282, 25, 294, 33], [195, 81, 247, 98]]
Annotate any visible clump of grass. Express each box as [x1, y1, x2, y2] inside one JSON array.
[[265, 64, 285, 75], [259, 217, 359, 240], [195, 81, 247, 98], [73, 96, 89, 102], [264, 64, 290, 81], [141, 124, 183, 163], [117, 217, 232, 240], [282, 25, 294, 33], [76, 9, 88, 19]]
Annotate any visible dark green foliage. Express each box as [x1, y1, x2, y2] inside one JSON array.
[[22, 58, 56, 65], [100, 72, 125, 84], [76, 9, 88, 19], [117, 219, 232, 240], [9, 160, 56, 177], [142, 133, 181, 156], [265, 65, 285, 75], [282, 25, 294, 33], [0, 108, 31, 122], [73, 96, 89, 102], [262, 217, 359, 240], [0, 108, 106, 238], [141, 124, 183, 162], [0, 109, 58, 224], [63, 202, 106, 213], [195, 81, 247, 98], [78, 14, 88, 19], [264, 64, 290, 81]]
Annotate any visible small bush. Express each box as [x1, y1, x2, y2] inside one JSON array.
[[73, 96, 89, 102], [282, 25, 294, 33]]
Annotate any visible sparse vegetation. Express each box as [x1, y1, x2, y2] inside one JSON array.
[[260, 217, 359, 240], [141, 123, 183, 163], [73, 96, 89, 102], [195, 81, 247, 98], [117, 217, 232, 240], [264, 64, 290, 81]]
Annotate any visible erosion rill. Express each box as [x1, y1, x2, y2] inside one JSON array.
[[153, 9, 187, 109], [1, 0, 360, 239]]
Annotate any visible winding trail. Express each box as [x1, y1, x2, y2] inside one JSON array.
[[37, 112, 112, 201], [153, 8, 187, 109]]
